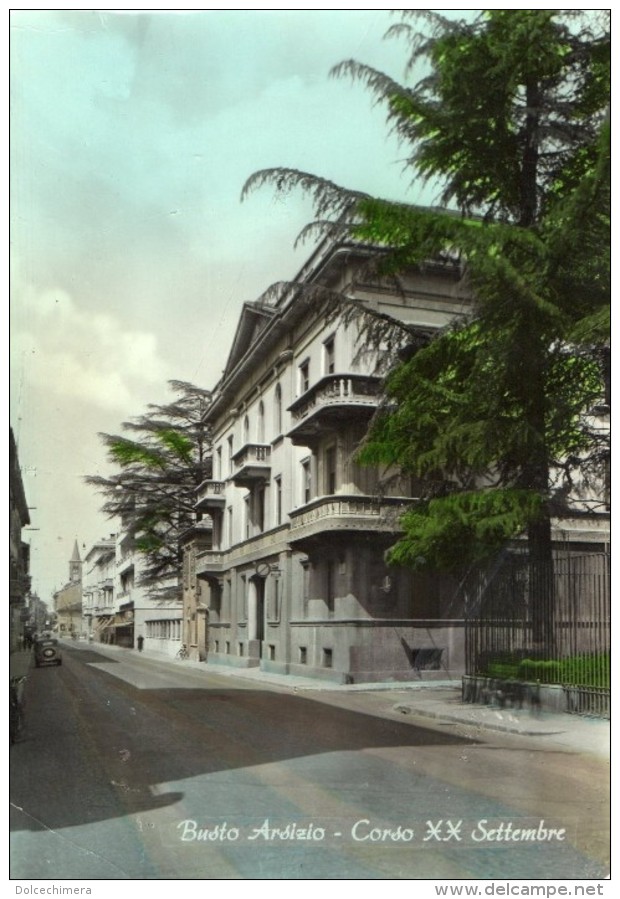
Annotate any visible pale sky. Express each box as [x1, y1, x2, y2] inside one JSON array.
[[11, 7, 444, 601]]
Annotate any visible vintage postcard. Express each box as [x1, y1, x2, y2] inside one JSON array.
[[9, 8, 611, 893]]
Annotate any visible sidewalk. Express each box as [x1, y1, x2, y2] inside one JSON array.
[[63, 639, 611, 757], [9, 649, 33, 680]]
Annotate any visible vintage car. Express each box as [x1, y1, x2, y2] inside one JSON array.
[[34, 638, 62, 668]]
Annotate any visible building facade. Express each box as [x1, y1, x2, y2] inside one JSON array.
[[83, 520, 183, 655], [9, 428, 31, 651], [82, 536, 116, 640], [180, 522, 213, 661], [196, 240, 470, 683], [54, 540, 83, 636]]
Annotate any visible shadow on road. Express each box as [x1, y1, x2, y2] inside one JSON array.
[[10, 648, 479, 834]]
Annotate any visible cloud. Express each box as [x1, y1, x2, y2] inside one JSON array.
[[11, 284, 171, 413]]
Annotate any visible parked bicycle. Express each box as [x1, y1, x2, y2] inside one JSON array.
[[10, 675, 27, 745], [176, 643, 189, 660]]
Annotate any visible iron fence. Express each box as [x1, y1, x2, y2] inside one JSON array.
[[463, 552, 610, 714]]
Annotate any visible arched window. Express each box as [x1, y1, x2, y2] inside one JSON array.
[[274, 383, 282, 435]]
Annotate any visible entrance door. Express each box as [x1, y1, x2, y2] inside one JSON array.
[[255, 577, 265, 655], [248, 576, 266, 659]]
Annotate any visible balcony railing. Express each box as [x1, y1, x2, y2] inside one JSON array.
[[287, 374, 380, 445], [94, 605, 115, 615], [288, 494, 410, 545], [195, 479, 227, 512], [231, 443, 271, 487], [195, 550, 226, 577]]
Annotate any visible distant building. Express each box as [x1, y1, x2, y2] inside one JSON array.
[[25, 593, 52, 638], [82, 517, 184, 655], [9, 428, 31, 651], [54, 540, 83, 636], [180, 522, 213, 661], [82, 536, 116, 640]]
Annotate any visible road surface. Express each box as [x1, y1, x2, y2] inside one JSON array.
[[10, 642, 610, 880]]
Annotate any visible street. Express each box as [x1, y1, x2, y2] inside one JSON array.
[[10, 643, 609, 880]]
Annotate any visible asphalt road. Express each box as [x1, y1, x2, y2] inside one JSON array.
[[10, 643, 610, 880]]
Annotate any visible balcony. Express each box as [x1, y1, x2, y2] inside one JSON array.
[[231, 444, 271, 487], [287, 374, 381, 446], [195, 550, 226, 578], [94, 604, 115, 616], [196, 479, 227, 513], [288, 494, 410, 549]]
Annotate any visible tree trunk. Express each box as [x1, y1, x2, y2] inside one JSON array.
[[527, 512, 555, 654], [520, 79, 540, 227]]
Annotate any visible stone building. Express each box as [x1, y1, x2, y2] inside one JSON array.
[[195, 239, 470, 683], [54, 540, 83, 636]]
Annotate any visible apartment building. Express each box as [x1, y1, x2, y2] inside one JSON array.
[[195, 239, 471, 683], [82, 536, 116, 640], [113, 521, 183, 654], [80, 521, 182, 654]]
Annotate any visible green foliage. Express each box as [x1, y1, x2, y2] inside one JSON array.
[[486, 652, 609, 688], [486, 662, 520, 681], [109, 438, 166, 470], [388, 490, 543, 571], [86, 381, 212, 600]]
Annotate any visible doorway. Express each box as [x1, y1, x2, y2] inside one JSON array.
[[248, 575, 266, 658]]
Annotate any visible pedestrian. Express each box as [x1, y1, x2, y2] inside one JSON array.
[[137, 635, 144, 652]]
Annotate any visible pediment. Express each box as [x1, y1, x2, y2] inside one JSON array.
[[223, 301, 275, 378]]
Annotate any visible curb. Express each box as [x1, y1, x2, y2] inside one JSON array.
[[392, 702, 565, 737]]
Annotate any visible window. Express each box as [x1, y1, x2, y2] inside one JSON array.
[[299, 646, 307, 664], [324, 336, 335, 374], [227, 506, 234, 546], [274, 383, 282, 435], [257, 401, 265, 443], [326, 558, 336, 611], [325, 445, 337, 494], [301, 458, 312, 504], [244, 495, 251, 539], [227, 435, 234, 475], [216, 446, 222, 480], [323, 648, 333, 668], [243, 415, 250, 444], [275, 476, 282, 526], [268, 645, 276, 661], [256, 484, 266, 533], [212, 514, 221, 549], [299, 359, 310, 394]]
